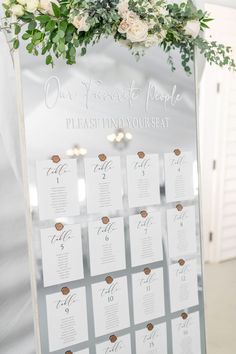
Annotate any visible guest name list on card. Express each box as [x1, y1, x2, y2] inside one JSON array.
[[34, 149, 203, 353]]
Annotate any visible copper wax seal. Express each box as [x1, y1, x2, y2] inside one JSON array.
[[176, 204, 183, 212], [109, 335, 117, 343], [178, 259, 185, 266], [98, 153, 107, 161], [147, 323, 154, 331], [105, 276, 113, 284], [61, 287, 70, 295], [65, 351, 73, 354], [55, 223, 64, 231], [137, 151, 145, 159], [144, 267, 151, 275], [102, 216, 110, 224], [181, 312, 188, 320], [52, 155, 60, 163], [174, 149, 181, 156], [140, 210, 148, 218]]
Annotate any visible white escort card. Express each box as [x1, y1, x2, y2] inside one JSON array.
[[167, 206, 197, 258], [84, 155, 123, 214], [132, 268, 165, 324], [41, 224, 84, 287], [127, 153, 160, 208], [92, 276, 130, 337], [96, 334, 131, 354], [129, 211, 163, 267], [135, 322, 168, 354], [164, 151, 194, 203], [46, 287, 88, 352], [172, 312, 201, 354], [88, 217, 126, 276], [36, 157, 79, 220], [169, 259, 199, 312]]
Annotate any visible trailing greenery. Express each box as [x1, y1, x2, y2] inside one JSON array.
[[1, 0, 235, 73]]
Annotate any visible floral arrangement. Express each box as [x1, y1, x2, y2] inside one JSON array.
[[1, 0, 235, 73]]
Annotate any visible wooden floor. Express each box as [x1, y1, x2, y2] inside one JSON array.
[[205, 260, 236, 354]]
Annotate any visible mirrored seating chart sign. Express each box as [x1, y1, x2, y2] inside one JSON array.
[[17, 35, 207, 354]]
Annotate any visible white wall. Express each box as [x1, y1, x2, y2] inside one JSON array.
[[206, 0, 236, 9]]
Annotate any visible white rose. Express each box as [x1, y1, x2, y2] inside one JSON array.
[[39, 0, 59, 15], [11, 4, 24, 16], [184, 19, 200, 39], [118, 19, 131, 34], [72, 14, 90, 32], [17, 0, 26, 5], [117, 0, 129, 18], [125, 10, 139, 22], [26, 0, 39, 13], [118, 12, 138, 34], [126, 19, 148, 43]]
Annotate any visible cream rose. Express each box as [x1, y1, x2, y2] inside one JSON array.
[[25, 0, 39, 13], [117, 0, 129, 18], [39, 0, 59, 15], [72, 14, 90, 32], [126, 19, 148, 43], [11, 4, 24, 16], [118, 19, 131, 34], [184, 19, 200, 39]]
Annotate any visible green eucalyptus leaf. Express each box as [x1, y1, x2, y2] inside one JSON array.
[[45, 20, 56, 31], [81, 47, 86, 56], [28, 20, 37, 31], [26, 42, 34, 53], [33, 31, 43, 41], [59, 20, 67, 32], [15, 24, 21, 35], [22, 32, 31, 40], [13, 39, 20, 49], [36, 15, 51, 24], [46, 54, 52, 65], [58, 39, 65, 52], [58, 29, 65, 38], [52, 2, 61, 18]]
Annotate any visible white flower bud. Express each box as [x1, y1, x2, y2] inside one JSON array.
[[11, 4, 24, 16], [184, 19, 201, 39], [26, 0, 39, 13]]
